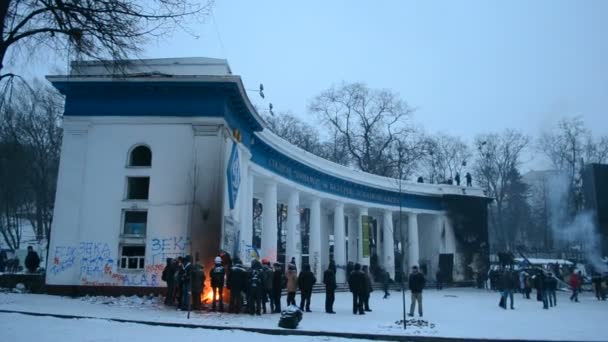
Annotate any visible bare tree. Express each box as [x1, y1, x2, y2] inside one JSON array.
[[1, 79, 62, 244], [0, 139, 27, 250], [423, 133, 471, 184], [308, 82, 419, 177], [538, 116, 608, 211], [263, 112, 350, 166], [474, 130, 530, 251], [0, 0, 214, 80]]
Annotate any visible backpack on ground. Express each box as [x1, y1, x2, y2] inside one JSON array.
[[278, 305, 303, 329]]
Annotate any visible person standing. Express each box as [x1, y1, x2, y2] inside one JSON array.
[[191, 263, 205, 310], [25, 246, 40, 273], [323, 261, 337, 314], [0, 249, 7, 272], [382, 269, 391, 299], [362, 265, 373, 312], [465, 172, 472, 187], [408, 266, 426, 317], [298, 263, 316, 312], [272, 263, 285, 313], [454, 173, 461, 186], [248, 260, 264, 315], [179, 255, 193, 311], [210, 256, 225, 312], [227, 258, 247, 313], [261, 259, 274, 314], [538, 271, 548, 309], [285, 263, 298, 307], [348, 263, 366, 315], [546, 272, 557, 307], [569, 271, 582, 302], [436, 268, 443, 290], [346, 262, 354, 280], [162, 258, 177, 305]]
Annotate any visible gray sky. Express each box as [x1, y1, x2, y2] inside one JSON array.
[[17, 0, 608, 169]]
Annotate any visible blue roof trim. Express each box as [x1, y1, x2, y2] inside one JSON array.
[[50, 80, 263, 146], [251, 137, 443, 210]]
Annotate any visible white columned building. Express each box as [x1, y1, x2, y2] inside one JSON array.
[[44, 57, 490, 294]]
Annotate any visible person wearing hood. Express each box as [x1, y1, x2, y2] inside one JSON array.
[[298, 263, 316, 312], [210, 256, 225, 312], [348, 263, 366, 315], [191, 262, 205, 310], [228, 258, 247, 313], [248, 260, 264, 315], [179, 255, 193, 311], [285, 263, 298, 306], [162, 258, 177, 305], [323, 261, 337, 314]]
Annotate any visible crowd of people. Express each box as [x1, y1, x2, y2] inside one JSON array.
[[487, 264, 607, 311], [161, 255, 428, 317]]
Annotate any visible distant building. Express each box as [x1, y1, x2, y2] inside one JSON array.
[[583, 163, 608, 256]]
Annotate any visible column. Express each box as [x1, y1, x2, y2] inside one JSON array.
[[285, 189, 300, 269], [442, 214, 456, 254], [333, 203, 346, 283], [408, 212, 420, 270], [347, 213, 357, 262], [358, 207, 369, 265], [383, 210, 395, 280], [320, 209, 330, 272], [261, 181, 277, 262], [309, 197, 322, 280], [239, 172, 254, 264]]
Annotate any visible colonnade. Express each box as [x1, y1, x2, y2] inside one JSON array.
[[243, 175, 455, 283]]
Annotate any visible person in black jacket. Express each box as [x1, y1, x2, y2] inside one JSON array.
[[248, 260, 264, 315], [271, 263, 284, 313], [162, 258, 177, 305], [179, 255, 193, 311], [348, 263, 366, 315], [228, 258, 247, 313], [408, 266, 426, 317], [545, 272, 558, 307], [346, 262, 354, 280], [298, 263, 316, 312], [0, 249, 7, 272], [382, 269, 391, 299], [323, 261, 337, 314], [191, 263, 205, 310], [210, 256, 225, 312], [25, 246, 40, 273]]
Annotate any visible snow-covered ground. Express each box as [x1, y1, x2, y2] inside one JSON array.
[[0, 288, 606, 341], [0, 312, 362, 342]]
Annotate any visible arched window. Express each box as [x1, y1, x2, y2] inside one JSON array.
[[129, 145, 152, 167]]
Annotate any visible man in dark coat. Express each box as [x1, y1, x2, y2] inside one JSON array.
[[248, 260, 264, 315], [210, 256, 226, 312], [298, 263, 316, 312], [382, 269, 391, 299], [362, 265, 373, 312], [271, 263, 285, 313], [465, 172, 472, 187], [191, 263, 205, 310], [261, 259, 274, 313], [545, 272, 558, 307], [227, 258, 247, 314], [25, 246, 40, 273], [179, 255, 193, 311], [454, 173, 461, 186], [346, 262, 354, 280], [408, 265, 426, 317], [0, 249, 7, 272], [348, 263, 366, 315], [162, 258, 177, 305], [323, 261, 337, 314]]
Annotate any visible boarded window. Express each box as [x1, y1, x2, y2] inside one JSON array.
[[123, 211, 147, 236], [127, 177, 150, 200]]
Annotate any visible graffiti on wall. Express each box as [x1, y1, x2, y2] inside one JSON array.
[[50, 236, 189, 287]]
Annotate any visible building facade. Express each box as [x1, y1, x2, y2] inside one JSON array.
[[45, 58, 490, 294]]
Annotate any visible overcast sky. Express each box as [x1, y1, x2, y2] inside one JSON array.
[[18, 0, 608, 170]]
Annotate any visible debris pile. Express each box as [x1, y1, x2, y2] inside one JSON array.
[[394, 319, 436, 329]]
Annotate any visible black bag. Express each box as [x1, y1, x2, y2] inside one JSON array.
[[278, 305, 303, 329]]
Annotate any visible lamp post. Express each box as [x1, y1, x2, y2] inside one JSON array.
[[398, 146, 406, 330]]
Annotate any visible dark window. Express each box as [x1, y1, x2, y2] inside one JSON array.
[[127, 177, 150, 200], [123, 211, 147, 236], [120, 245, 145, 270], [129, 146, 152, 167]]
